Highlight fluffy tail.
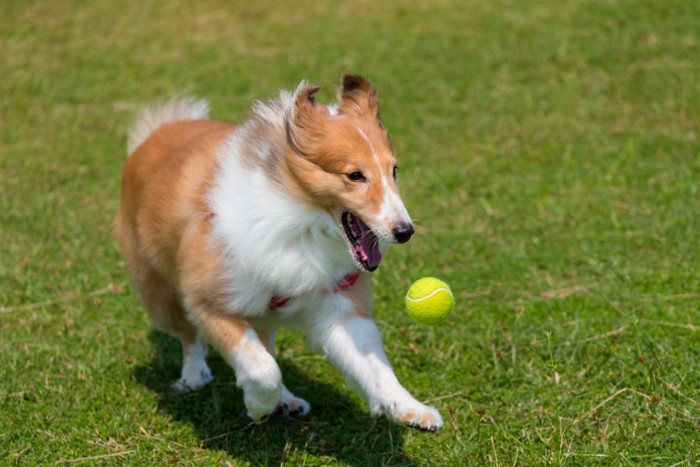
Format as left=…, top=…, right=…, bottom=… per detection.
left=127, top=96, right=210, bottom=154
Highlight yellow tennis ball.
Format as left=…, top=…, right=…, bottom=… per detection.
left=405, top=277, right=454, bottom=325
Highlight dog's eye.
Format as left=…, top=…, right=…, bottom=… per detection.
left=393, top=166, right=398, bottom=180
left=347, top=171, right=366, bottom=182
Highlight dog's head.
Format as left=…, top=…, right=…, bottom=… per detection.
left=284, top=75, right=414, bottom=272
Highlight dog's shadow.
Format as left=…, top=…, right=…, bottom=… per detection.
left=133, top=331, right=412, bottom=465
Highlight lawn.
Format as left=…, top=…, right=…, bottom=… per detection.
left=2, top=0, right=699, bottom=464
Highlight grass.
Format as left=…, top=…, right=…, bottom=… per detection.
left=2, top=0, right=699, bottom=464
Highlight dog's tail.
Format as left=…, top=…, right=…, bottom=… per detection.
left=127, top=96, right=210, bottom=155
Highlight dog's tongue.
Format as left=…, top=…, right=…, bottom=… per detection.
left=353, top=217, right=382, bottom=270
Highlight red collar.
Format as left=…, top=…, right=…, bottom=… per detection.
left=269, top=270, right=361, bottom=309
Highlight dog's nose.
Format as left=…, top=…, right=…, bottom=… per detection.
left=392, top=224, right=415, bottom=244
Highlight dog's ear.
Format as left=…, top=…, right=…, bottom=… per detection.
left=287, top=84, right=328, bottom=156
left=338, top=75, right=379, bottom=118
left=292, top=84, right=325, bottom=127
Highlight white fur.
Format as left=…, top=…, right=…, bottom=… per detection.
left=172, top=334, right=213, bottom=393
left=259, top=327, right=311, bottom=416
left=127, top=96, right=209, bottom=154
left=355, top=126, right=413, bottom=241
left=302, top=293, right=443, bottom=430
left=230, top=329, right=282, bottom=420
left=279, top=383, right=311, bottom=416
left=377, top=178, right=412, bottom=235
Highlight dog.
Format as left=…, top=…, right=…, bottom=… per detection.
left=113, top=75, right=443, bottom=431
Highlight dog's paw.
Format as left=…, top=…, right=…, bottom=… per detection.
left=398, top=404, right=443, bottom=432
left=383, top=397, right=443, bottom=432
left=274, top=386, right=311, bottom=418
left=173, top=347, right=214, bottom=394
left=171, top=368, right=214, bottom=394
left=237, top=358, right=282, bottom=421
left=230, top=330, right=284, bottom=420
left=243, top=382, right=282, bottom=421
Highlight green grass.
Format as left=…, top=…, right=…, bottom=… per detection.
left=2, top=0, right=699, bottom=464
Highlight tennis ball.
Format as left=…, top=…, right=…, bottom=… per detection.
left=405, top=277, right=454, bottom=325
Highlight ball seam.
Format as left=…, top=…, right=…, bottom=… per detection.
left=406, top=287, right=453, bottom=302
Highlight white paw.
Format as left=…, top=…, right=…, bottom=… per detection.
left=236, top=356, right=282, bottom=421
left=274, top=385, right=311, bottom=418
left=242, top=380, right=282, bottom=421
left=230, top=330, right=284, bottom=420
left=171, top=368, right=214, bottom=393
left=385, top=398, right=443, bottom=432
left=173, top=336, right=213, bottom=393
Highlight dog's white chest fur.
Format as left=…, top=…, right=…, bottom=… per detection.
left=208, top=132, right=357, bottom=317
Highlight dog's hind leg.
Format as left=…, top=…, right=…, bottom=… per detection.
left=134, top=268, right=214, bottom=393
left=114, top=220, right=213, bottom=393
left=171, top=332, right=214, bottom=393
left=255, top=326, right=311, bottom=418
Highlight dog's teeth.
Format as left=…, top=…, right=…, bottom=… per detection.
left=347, top=213, right=358, bottom=240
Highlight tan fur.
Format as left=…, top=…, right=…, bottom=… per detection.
left=400, top=410, right=417, bottom=424
left=284, top=86, right=400, bottom=231
left=114, top=119, right=250, bottom=355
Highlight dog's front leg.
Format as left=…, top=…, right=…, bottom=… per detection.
left=188, top=303, right=282, bottom=420
left=306, top=297, right=443, bottom=431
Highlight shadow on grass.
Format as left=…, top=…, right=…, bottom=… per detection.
left=133, top=331, right=412, bottom=465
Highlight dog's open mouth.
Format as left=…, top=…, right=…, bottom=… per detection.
left=342, top=212, right=382, bottom=271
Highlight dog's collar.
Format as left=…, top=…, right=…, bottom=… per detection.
left=330, top=270, right=361, bottom=292
left=269, top=270, right=361, bottom=309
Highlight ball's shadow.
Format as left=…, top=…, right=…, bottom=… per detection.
left=133, top=331, right=412, bottom=465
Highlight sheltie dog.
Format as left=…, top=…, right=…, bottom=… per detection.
left=114, top=75, right=443, bottom=431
